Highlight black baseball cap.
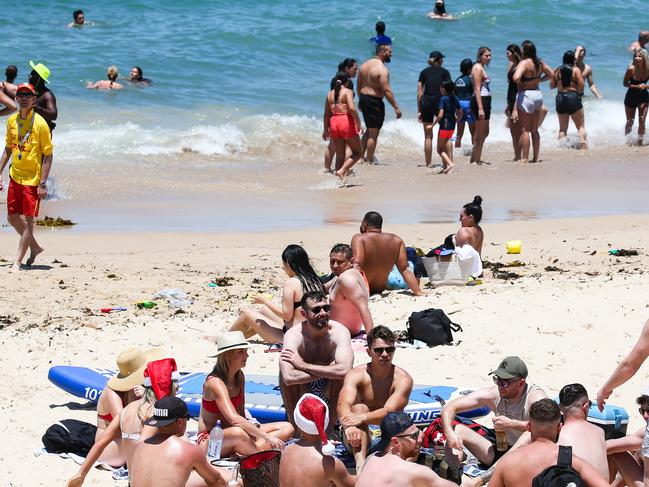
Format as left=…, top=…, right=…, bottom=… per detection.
left=144, top=396, right=190, bottom=427
left=429, top=51, right=445, bottom=59
left=369, top=412, right=415, bottom=453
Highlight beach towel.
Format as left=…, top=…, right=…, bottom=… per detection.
left=454, top=244, right=483, bottom=278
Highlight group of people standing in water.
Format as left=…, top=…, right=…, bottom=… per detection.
left=321, top=31, right=649, bottom=178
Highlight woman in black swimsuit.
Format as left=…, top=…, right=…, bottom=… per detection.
left=505, top=44, right=522, bottom=160
left=551, top=50, right=586, bottom=148
left=623, top=49, right=649, bottom=145
left=229, top=244, right=325, bottom=344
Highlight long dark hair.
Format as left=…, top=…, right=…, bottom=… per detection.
left=281, top=245, right=325, bottom=294
left=463, top=195, right=483, bottom=224
left=507, top=44, right=522, bottom=64
left=332, top=72, right=350, bottom=103
left=338, top=58, right=357, bottom=72
left=521, top=40, right=540, bottom=73
left=560, top=50, right=575, bottom=87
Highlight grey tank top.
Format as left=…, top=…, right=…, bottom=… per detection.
left=494, top=383, right=542, bottom=445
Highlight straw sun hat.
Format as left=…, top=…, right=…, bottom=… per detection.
left=107, top=347, right=166, bottom=392
left=208, top=331, right=251, bottom=358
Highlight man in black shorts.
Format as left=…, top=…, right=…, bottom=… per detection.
left=357, top=44, right=402, bottom=164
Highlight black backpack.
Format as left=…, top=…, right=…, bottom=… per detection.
left=42, top=419, right=97, bottom=457
left=532, top=446, right=584, bottom=487
left=406, top=308, right=462, bottom=346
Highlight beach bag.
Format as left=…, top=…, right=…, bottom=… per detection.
left=422, top=416, right=495, bottom=448
left=406, top=308, right=462, bottom=346
left=239, top=449, right=281, bottom=487
left=42, top=419, right=97, bottom=456
left=532, top=446, right=584, bottom=487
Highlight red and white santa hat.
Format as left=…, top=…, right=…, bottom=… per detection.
left=294, top=393, right=336, bottom=456
left=143, top=358, right=181, bottom=400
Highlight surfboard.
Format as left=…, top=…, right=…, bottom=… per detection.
left=48, top=365, right=490, bottom=426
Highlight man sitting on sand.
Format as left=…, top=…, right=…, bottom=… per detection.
left=557, top=383, right=609, bottom=480
left=337, top=325, right=413, bottom=473
left=351, top=211, right=424, bottom=296
left=489, top=398, right=609, bottom=487
left=356, top=412, right=456, bottom=487
left=279, top=393, right=356, bottom=487
left=440, top=356, right=546, bottom=486
left=279, top=290, right=353, bottom=429
left=328, top=243, right=374, bottom=336
left=130, top=396, right=225, bottom=487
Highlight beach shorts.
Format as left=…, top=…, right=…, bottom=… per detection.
left=359, top=94, right=385, bottom=129
left=420, top=94, right=440, bottom=123
left=624, top=88, right=649, bottom=109
left=517, top=89, right=544, bottom=114
left=330, top=113, right=357, bottom=139
left=458, top=99, right=475, bottom=124
left=643, top=421, right=649, bottom=458
left=470, top=95, right=492, bottom=120
left=308, top=378, right=330, bottom=403
left=439, top=129, right=454, bottom=140
left=555, top=92, right=583, bottom=115
left=7, top=178, right=39, bottom=217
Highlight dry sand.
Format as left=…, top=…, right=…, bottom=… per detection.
left=1, top=213, right=649, bottom=486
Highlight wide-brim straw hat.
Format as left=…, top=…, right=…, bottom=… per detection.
left=107, top=347, right=166, bottom=391
left=208, top=331, right=250, bottom=358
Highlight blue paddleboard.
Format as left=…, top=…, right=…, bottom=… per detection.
left=48, top=365, right=489, bottom=425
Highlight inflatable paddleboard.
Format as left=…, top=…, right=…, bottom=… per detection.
left=48, top=366, right=489, bottom=425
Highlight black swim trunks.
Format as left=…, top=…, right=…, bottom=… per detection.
left=470, top=95, right=492, bottom=120
left=420, top=94, right=440, bottom=123
left=359, top=94, right=385, bottom=129
left=555, top=92, right=583, bottom=115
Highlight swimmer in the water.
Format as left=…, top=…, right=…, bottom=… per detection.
left=427, top=0, right=455, bottom=20
left=629, top=31, right=649, bottom=52
left=86, top=66, right=124, bottom=90
left=370, top=21, right=392, bottom=46
left=129, top=66, right=152, bottom=87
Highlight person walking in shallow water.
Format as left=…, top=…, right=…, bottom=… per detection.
left=623, top=49, right=649, bottom=146
left=470, top=46, right=492, bottom=164
left=551, top=50, right=587, bottom=149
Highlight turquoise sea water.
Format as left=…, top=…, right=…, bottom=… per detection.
left=2, top=1, right=646, bottom=163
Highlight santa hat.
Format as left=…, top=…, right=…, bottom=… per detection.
left=294, top=394, right=335, bottom=456
left=143, top=358, right=181, bottom=400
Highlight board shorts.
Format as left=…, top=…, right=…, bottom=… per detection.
left=439, top=129, right=454, bottom=140
left=7, top=178, right=40, bottom=217
left=624, top=88, right=649, bottom=109
left=420, top=94, right=440, bottom=123
left=555, top=92, right=583, bottom=115
left=470, top=95, right=492, bottom=120
left=458, top=99, right=475, bottom=123
left=359, top=94, right=385, bottom=129
left=329, top=113, right=357, bottom=139
left=517, top=89, right=544, bottom=114
left=643, top=421, right=649, bottom=458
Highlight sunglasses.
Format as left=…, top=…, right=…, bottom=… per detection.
left=492, top=376, right=518, bottom=388
left=16, top=92, right=35, bottom=98
left=308, top=304, right=330, bottom=314
left=372, top=346, right=396, bottom=355
left=395, top=430, right=419, bottom=441
left=639, top=407, right=649, bottom=415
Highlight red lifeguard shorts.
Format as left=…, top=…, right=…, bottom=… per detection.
left=330, top=113, right=358, bottom=139
left=439, top=129, right=455, bottom=140
left=7, top=178, right=40, bottom=217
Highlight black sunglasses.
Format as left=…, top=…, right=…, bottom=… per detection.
left=395, top=430, right=419, bottom=440
left=308, top=304, right=331, bottom=314
left=372, top=346, right=396, bottom=355
left=16, top=92, right=35, bottom=98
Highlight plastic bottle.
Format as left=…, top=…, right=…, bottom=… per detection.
left=495, top=429, right=508, bottom=452
left=207, top=421, right=224, bottom=460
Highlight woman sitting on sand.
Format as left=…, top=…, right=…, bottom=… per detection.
left=623, top=48, right=649, bottom=145
left=455, top=195, right=484, bottom=255
left=86, top=66, right=123, bottom=90
left=197, top=332, right=293, bottom=456
left=94, top=347, right=164, bottom=467
left=229, top=244, right=325, bottom=345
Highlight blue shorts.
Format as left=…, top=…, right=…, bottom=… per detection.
left=458, top=100, right=475, bottom=124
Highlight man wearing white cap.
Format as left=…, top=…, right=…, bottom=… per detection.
left=279, top=393, right=356, bottom=487
left=28, top=61, right=57, bottom=132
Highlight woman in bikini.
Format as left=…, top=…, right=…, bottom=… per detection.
left=470, top=46, right=492, bottom=164
left=623, top=48, right=649, bottom=145
left=512, top=40, right=554, bottom=163
left=229, top=244, right=325, bottom=345
left=550, top=50, right=587, bottom=148
left=86, top=66, right=124, bottom=90
left=323, top=72, right=362, bottom=185
left=197, top=332, right=293, bottom=456
left=505, top=44, right=523, bottom=161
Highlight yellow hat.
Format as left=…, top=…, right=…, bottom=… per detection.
left=29, top=61, right=50, bottom=84
left=106, top=347, right=167, bottom=392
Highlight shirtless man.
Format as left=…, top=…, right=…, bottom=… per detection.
left=629, top=31, right=649, bottom=52
left=490, top=399, right=609, bottom=487
left=357, top=44, right=401, bottom=164
left=28, top=62, right=58, bottom=133
left=575, top=45, right=603, bottom=99
left=67, top=10, right=86, bottom=28
left=356, top=412, right=455, bottom=487
left=328, top=243, right=373, bottom=335
left=337, top=326, right=413, bottom=472
left=280, top=394, right=356, bottom=487
left=558, top=383, right=608, bottom=480
left=3, top=65, right=17, bottom=98
left=279, top=290, right=353, bottom=429
left=441, top=356, right=546, bottom=486
left=351, top=211, right=423, bottom=296
left=130, top=396, right=225, bottom=487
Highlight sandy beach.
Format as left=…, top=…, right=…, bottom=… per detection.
left=2, top=209, right=649, bottom=486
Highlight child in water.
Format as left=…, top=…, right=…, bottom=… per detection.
left=432, top=81, right=463, bottom=174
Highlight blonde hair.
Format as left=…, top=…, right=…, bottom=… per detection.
left=107, top=65, right=119, bottom=82
left=633, top=49, right=649, bottom=79
left=138, top=379, right=179, bottom=422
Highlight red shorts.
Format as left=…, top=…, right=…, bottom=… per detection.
left=7, top=178, right=40, bottom=217
left=439, top=129, right=455, bottom=140
left=330, top=113, right=358, bottom=139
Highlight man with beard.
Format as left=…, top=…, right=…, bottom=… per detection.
left=279, top=290, right=353, bottom=430
left=28, top=61, right=57, bottom=133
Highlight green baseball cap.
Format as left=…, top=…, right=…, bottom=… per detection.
left=489, top=356, right=528, bottom=379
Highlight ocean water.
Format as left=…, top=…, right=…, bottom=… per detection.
left=3, top=0, right=647, bottom=164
